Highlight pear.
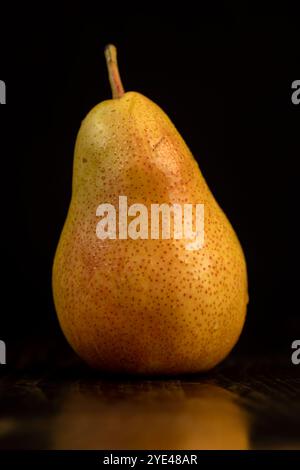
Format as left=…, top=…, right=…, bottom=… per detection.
left=52, top=45, right=248, bottom=375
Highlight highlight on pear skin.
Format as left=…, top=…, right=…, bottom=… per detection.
left=52, top=45, right=248, bottom=375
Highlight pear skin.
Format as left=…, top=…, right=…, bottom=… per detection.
left=52, top=45, right=248, bottom=375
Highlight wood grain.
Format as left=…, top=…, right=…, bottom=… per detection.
left=0, top=340, right=299, bottom=449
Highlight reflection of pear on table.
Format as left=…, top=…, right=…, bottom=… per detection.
left=52, top=383, right=249, bottom=450
left=52, top=45, right=248, bottom=375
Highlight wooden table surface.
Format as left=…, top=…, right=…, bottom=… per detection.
left=0, top=341, right=299, bottom=450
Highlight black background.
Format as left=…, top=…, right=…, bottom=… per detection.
left=0, top=3, right=299, bottom=362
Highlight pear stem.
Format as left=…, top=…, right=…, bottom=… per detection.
left=104, top=44, right=125, bottom=99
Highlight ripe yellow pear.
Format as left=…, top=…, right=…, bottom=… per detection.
left=52, top=45, right=248, bottom=375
